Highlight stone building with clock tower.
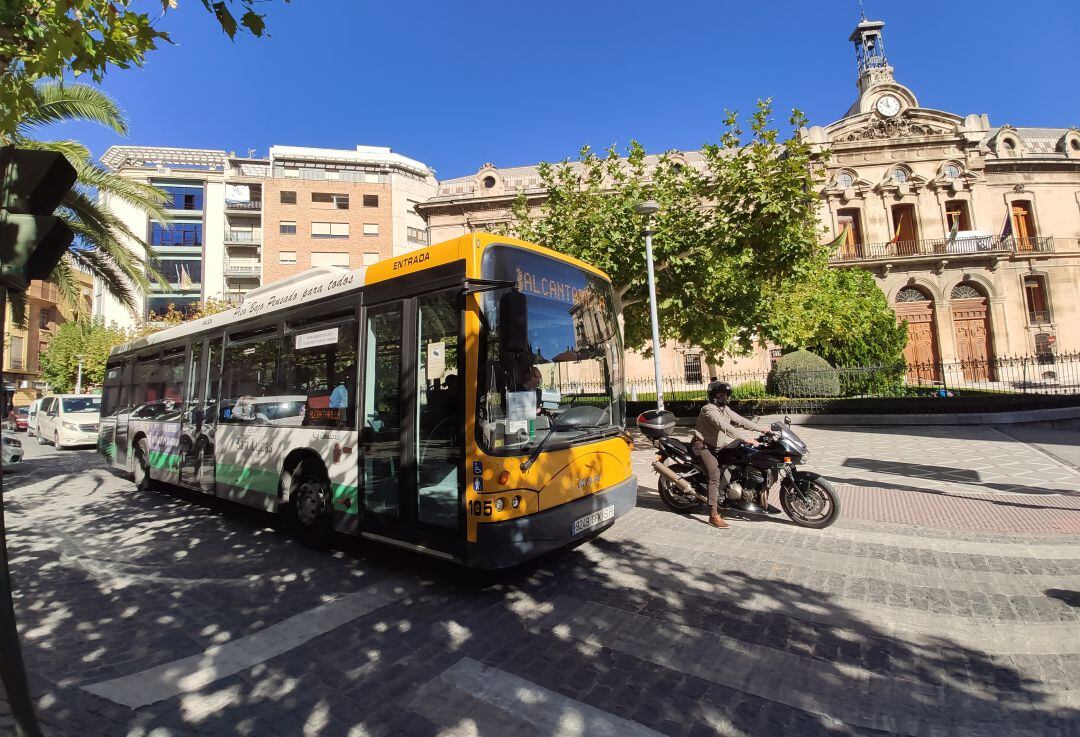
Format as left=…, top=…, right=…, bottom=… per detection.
left=805, top=16, right=1080, bottom=379
left=418, top=16, right=1080, bottom=382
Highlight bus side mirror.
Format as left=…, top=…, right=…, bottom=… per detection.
left=499, top=291, right=528, bottom=354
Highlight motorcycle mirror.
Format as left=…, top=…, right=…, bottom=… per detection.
left=784, top=415, right=792, bottom=426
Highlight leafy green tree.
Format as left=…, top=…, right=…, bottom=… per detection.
left=39, top=318, right=127, bottom=392
left=0, top=0, right=289, bottom=132
left=505, top=100, right=827, bottom=362
left=764, top=262, right=908, bottom=367
left=3, top=82, right=169, bottom=324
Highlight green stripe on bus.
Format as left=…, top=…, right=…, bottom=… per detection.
left=148, top=450, right=181, bottom=471
left=211, top=463, right=359, bottom=512
left=331, top=483, right=359, bottom=516
left=214, top=462, right=281, bottom=497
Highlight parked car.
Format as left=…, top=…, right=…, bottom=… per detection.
left=36, top=395, right=101, bottom=449
left=5, top=407, right=29, bottom=431
left=26, top=398, right=42, bottom=437
left=1, top=435, right=23, bottom=465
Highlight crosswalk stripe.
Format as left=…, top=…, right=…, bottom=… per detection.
left=82, top=579, right=416, bottom=708
left=413, top=657, right=666, bottom=737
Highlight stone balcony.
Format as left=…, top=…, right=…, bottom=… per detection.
left=830, top=235, right=1055, bottom=265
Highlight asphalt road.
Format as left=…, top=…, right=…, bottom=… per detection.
left=1, top=427, right=1079, bottom=737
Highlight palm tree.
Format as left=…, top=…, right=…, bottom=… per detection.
left=2, top=81, right=167, bottom=322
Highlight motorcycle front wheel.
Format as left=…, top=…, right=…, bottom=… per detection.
left=780, top=475, right=840, bottom=529
left=657, top=462, right=700, bottom=513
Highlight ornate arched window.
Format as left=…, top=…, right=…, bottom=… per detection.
left=836, top=170, right=855, bottom=188
left=890, top=167, right=909, bottom=184
left=943, top=163, right=961, bottom=180
left=950, top=283, right=982, bottom=300
left=895, top=286, right=930, bottom=303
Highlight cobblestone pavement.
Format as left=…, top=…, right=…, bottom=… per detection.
left=1, top=426, right=1079, bottom=737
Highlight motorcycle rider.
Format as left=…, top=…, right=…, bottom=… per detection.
left=691, top=380, right=773, bottom=528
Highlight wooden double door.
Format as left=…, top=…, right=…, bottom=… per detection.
left=951, top=298, right=994, bottom=381
left=895, top=301, right=940, bottom=383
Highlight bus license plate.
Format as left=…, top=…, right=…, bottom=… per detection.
left=572, top=504, right=615, bottom=535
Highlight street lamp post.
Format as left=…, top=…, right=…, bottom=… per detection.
left=634, top=199, right=665, bottom=411
left=74, top=354, right=85, bottom=395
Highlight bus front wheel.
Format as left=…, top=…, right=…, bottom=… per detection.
left=288, top=461, right=331, bottom=534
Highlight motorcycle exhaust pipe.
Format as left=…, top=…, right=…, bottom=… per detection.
left=652, top=461, right=707, bottom=501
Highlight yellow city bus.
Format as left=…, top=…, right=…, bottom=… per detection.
left=98, top=234, right=636, bottom=567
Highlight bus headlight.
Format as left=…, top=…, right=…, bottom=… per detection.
left=511, top=495, right=522, bottom=509
left=494, top=498, right=505, bottom=512
left=62, top=421, right=78, bottom=431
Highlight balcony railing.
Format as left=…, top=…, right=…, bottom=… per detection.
left=224, top=262, right=261, bottom=277
left=1028, top=310, right=1052, bottom=325
left=224, top=230, right=261, bottom=244
left=1007, top=236, right=1055, bottom=254
left=832, top=235, right=1054, bottom=262
left=225, top=200, right=262, bottom=211
left=223, top=293, right=246, bottom=305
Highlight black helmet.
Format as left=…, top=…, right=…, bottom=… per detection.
left=707, top=381, right=733, bottom=403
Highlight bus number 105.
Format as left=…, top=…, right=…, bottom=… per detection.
left=469, top=500, right=493, bottom=517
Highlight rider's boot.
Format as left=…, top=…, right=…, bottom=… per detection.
left=709, top=505, right=729, bottom=529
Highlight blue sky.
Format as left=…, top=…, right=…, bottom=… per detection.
left=49, top=0, right=1080, bottom=179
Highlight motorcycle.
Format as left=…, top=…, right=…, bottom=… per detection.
left=637, top=410, right=841, bottom=529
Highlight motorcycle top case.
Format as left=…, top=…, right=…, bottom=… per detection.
left=636, top=409, right=676, bottom=440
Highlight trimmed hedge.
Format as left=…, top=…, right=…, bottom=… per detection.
left=767, top=350, right=841, bottom=398
left=731, top=380, right=767, bottom=400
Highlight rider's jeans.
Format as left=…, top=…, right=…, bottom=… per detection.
left=691, top=439, right=726, bottom=507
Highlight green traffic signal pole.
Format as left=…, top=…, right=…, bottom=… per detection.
left=0, top=259, right=44, bottom=735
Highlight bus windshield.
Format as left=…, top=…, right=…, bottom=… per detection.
left=478, top=245, right=625, bottom=455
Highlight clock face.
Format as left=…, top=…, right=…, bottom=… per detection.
left=876, top=95, right=901, bottom=118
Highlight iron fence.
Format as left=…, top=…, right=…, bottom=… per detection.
left=556, top=352, right=1080, bottom=415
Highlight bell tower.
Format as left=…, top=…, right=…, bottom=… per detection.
left=850, top=17, right=892, bottom=94
left=843, top=13, right=918, bottom=117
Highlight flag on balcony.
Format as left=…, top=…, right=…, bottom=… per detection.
left=999, top=210, right=1013, bottom=243
left=891, top=211, right=905, bottom=243
left=225, top=184, right=250, bottom=204
left=178, top=265, right=194, bottom=289
left=946, top=217, right=959, bottom=245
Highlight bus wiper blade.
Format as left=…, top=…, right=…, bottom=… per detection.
left=520, top=426, right=592, bottom=473
left=519, top=424, right=615, bottom=473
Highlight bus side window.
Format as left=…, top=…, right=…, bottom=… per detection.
left=221, top=335, right=283, bottom=424
left=282, top=322, right=358, bottom=429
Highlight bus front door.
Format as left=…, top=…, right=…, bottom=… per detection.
left=360, top=292, right=463, bottom=558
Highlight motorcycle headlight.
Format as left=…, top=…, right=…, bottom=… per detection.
left=62, top=421, right=79, bottom=431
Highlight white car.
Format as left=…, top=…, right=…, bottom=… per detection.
left=2, top=434, right=23, bottom=465
left=26, top=398, right=42, bottom=438
left=36, top=394, right=101, bottom=449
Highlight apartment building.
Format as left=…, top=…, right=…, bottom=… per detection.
left=2, top=274, right=93, bottom=411
left=95, top=147, right=232, bottom=328
left=94, top=145, right=436, bottom=326
left=262, top=145, right=436, bottom=283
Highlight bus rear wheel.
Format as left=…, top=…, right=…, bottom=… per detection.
left=287, top=461, right=331, bottom=536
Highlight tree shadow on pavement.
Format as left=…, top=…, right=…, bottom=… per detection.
left=2, top=453, right=1077, bottom=737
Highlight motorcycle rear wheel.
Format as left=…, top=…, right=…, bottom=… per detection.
left=657, top=463, right=700, bottom=513
left=780, top=476, right=840, bottom=529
